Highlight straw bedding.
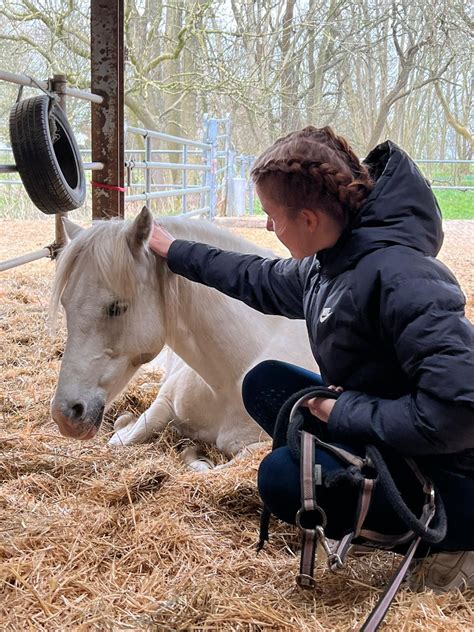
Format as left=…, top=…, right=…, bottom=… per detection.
left=1, top=220, right=473, bottom=631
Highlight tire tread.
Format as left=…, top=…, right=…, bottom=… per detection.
left=9, top=96, right=86, bottom=215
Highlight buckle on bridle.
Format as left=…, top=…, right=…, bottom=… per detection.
left=295, top=507, right=327, bottom=530
left=315, top=526, right=345, bottom=571
left=426, top=482, right=435, bottom=508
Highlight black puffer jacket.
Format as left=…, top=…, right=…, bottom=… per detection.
left=167, top=142, right=474, bottom=475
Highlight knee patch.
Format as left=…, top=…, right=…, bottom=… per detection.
left=257, top=448, right=301, bottom=524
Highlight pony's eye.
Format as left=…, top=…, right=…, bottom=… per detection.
left=106, top=300, right=129, bottom=318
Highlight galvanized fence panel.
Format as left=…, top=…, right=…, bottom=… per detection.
left=1, top=64, right=472, bottom=276
left=121, top=116, right=232, bottom=220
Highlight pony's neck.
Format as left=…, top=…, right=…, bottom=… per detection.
left=147, top=219, right=277, bottom=389
left=146, top=218, right=278, bottom=388
left=163, top=271, right=271, bottom=387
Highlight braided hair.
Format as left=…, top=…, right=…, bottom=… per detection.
left=251, top=126, right=374, bottom=227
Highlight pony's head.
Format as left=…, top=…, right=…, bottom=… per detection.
left=50, top=206, right=166, bottom=440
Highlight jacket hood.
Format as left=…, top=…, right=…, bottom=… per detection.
left=319, top=141, right=444, bottom=276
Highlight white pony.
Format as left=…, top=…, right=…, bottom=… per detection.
left=50, top=207, right=316, bottom=468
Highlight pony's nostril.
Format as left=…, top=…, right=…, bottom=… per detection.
left=70, top=402, right=86, bottom=420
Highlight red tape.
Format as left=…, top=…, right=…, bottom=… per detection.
left=91, top=181, right=126, bottom=192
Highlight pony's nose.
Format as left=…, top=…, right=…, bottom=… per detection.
left=51, top=402, right=99, bottom=440
left=50, top=400, right=87, bottom=426
left=69, top=401, right=86, bottom=421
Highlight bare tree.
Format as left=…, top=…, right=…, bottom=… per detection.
left=0, top=0, right=471, bottom=160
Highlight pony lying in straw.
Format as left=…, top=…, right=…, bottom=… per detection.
left=50, top=206, right=316, bottom=469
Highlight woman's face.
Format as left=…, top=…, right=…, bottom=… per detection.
left=256, top=184, right=343, bottom=259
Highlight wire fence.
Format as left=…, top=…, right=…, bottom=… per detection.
left=0, top=69, right=472, bottom=226
left=1, top=67, right=473, bottom=230
left=1, top=144, right=472, bottom=222
left=0, top=115, right=254, bottom=220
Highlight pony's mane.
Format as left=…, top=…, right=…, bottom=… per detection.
left=50, top=216, right=275, bottom=327
left=159, top=217, right=274, bottom=257
left=49, top=219, right=142, bottom=327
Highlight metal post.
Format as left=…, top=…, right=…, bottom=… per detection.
left=240, top=156, right=245, bottom=179
left=222, top=115, right=232, bottom=216
left=226, top=149, right=235, bottom=217
left=207, top=118, right=218, bottom=219
left=182, top=145, right=188, bottom=214
left=52, top=73, right=68, bottom=247
left=145, top=133, right=151, bottom=207
left=201, top=113, right=209, bottom=213
left=248, top=158, right=255, bottom=216
left=91, top=0, right=124, bottom=219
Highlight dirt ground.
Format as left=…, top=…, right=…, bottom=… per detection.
left=0, top=218, right=473, bottom=631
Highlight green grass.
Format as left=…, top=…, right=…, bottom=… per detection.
left=251, top=190, right=473, bottom=220
left=0, top=185, right=472, bottom=221
left=434, top=190, right=473, bottom=220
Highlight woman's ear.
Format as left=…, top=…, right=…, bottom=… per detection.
left=300, top=208, right=319, bottom=233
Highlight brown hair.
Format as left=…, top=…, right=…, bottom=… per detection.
left=251, top=126, right=374, bottom=227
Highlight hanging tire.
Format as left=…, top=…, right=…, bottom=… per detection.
left=9, top=95, right=86, bottom=214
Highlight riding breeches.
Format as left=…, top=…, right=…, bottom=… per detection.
left=242, top=360, right=474, bottom=553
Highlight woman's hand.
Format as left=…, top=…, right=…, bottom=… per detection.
left=303, top=385, right=343, bottom=423
left=149, top=223, right=175, bottom=258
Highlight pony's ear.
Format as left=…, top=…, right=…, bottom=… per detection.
left=127, top=206, right=153, bottom=255
left=62, top=218, right=84, bottom=241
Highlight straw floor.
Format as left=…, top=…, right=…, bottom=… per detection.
left=1, top=219, right=473, bottom=631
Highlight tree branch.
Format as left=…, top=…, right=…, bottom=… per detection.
left=435, top=81, right=473, bottom=148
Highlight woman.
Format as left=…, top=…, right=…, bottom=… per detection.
left=149, top=126, right=473, bottom=592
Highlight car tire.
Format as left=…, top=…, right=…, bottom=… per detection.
left=9, top=95, right=86, bottom=214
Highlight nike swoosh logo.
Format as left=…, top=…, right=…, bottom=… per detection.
left=320, top=309, right=332, bottom=323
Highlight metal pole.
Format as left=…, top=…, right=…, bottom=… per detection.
left=182, top=145, right=188, bottom=214
left=248, top=158, right=255, bottom=216
left=201, top=114, right=209, bottom=214
left=0, top=70, right=103, bottom=103
left=0, top=248, right=51, bottom=273
left=145, top=134, right=151, bottom=207
left=222, top=115, right=232, bottom=216
left=227, top=149, right=236, bottom=217
left=52, top=73, right=68, bottom=249
left=91, top=0, right=124, bottom=219
left=207, top=118, right=218, bottom=219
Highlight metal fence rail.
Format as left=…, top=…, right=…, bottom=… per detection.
left=0, top=66, right=234, bottom=237
left=1, top=64, right=472, bottom=276
left=413, top=159, right=473, bottom=191
left=119, top=115, right=233, bottom=219
left=123, top=123, right=213, bottom=216
left=0, top=69, right=104, bottom=104
left=0, top=69, right=105, bottom=272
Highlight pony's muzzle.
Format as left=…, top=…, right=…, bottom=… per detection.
left=51, top=397, right=105, bottom=440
